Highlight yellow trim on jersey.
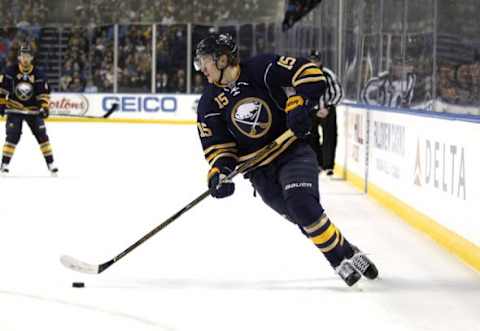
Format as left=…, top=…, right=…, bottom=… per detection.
left=207, top=167, right=220, bottom=180
left=293, top=76, right=326, bottom=87
left=36, top=94, right=50, bottom=102
left=301, top=68, right=324, bottom=77
left=210, top=152, right=239, bottom=167
left=235, top=135, right=298, bottom=173
left=292, top=63, right=319, bottom=84
left=6, top=99, right=38, bottom=112
left=206, top=148, right=238, bottom=162
left=291, top=63, right=326, bottom=87
left=285, top=95, right=304, bottom=113
left=203, top=142, right=237, bottom=156
left=255, top=136, right=297, bottom=168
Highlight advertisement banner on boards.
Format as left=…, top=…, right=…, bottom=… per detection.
left=367, top=110, right=479, bottom=245
left=49, top=93, right=200, bottom=121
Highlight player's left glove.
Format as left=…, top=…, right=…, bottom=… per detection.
left=285, top=95, right=312, bottom=138
left=40, top=107, right=49, bottom=119
left=208, top=166, right=235, bottom=199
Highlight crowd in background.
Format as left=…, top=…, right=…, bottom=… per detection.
left=57, top=24, right=194, bottom=93
left=1, top=0, right=480, bottom=112
left=0, top=0, right=49, bottom=69
left=70, top=0, right=275, bottom=26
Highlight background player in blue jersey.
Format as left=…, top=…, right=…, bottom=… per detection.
left=194, top=33, right=378, bottom=286
left=0, top=45, right=58, bottom=175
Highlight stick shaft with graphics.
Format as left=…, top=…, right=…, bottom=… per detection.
left=61, top=129, right=295, bottom=274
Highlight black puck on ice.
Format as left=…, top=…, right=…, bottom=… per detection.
left=72, top=282, right=85, bottom=288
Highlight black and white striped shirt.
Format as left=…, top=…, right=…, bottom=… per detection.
left=319, top=66, right=343, bottom=107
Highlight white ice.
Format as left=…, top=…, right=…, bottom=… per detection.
left=0, top=122, right=479, bottom=331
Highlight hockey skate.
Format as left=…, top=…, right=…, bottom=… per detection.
left=48, top=163, right=59, bottom=176
left=335, top=259, right=361, bottom=287
left=349, top=246, right=378, bottom=280
left=0, top=163, right=9, bottom=174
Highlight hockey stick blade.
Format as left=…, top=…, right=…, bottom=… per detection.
left=60, top=255, right=101, bottom=274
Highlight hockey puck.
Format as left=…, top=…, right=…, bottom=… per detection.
left=72, top=282, right=85, bottom=288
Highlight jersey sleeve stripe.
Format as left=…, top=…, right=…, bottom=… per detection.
left=292, top=76, right=326, bottom=87
left=206, top=148, right=238, bottom=162
left=300, top=68, right=323, bottom=77
left=292, top=62, right=318, bottom=86
left=203, top=142, right=237, bottom=156
left=209, top=152, right=239, bottom=167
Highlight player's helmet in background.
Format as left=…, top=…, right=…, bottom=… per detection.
left=194, top=33, right=239, bottom=70
left=308, top=49, right=322, bottom=63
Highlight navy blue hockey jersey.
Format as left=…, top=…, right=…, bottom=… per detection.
left=197, top=54, right=326, bottom=173
left=0, top=64, right=50, bottom=115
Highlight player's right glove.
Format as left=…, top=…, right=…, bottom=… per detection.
left=208, top=166, right=235, bottom=199
left=285, top=95, right=312, bottom=138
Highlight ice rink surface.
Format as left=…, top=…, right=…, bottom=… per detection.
left=0, top=122, right=479, bottom=331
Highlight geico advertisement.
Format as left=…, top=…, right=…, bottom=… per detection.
left=50, top=93, right=200, bottom=120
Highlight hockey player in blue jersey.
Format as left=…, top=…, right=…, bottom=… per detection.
left=194, top=33, right=378, bottom=286
left=0, top=45, right=58, bottom=175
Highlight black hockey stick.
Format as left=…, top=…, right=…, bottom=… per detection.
left=60, top=129, right=295, bottom=274
left=53, top=103, right=118, bottom=119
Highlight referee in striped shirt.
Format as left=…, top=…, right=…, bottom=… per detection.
left=307, top=49, right=343, bottom=176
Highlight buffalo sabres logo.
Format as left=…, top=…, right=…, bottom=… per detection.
left=15, top=82, right=34, bottom=101
left=231, top=97, right=272, bottom=138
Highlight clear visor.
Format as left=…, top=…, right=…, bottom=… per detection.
left=19, top=53, right=33, bottom=61
left=193, top=54, right=214, bottom=71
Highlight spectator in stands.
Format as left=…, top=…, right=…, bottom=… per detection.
left=84, top=77, right=98, bottom=93
left=172, top=69, right=186, bottom=93
left=69, top=76, right=84, bottom=92
left=437, top=63, right=458, bottom=104
left=192, top=73, right=204, bottom=94
left=59, top=76, right=72, bottom=92
left=156, top=71, right=171, bottom=93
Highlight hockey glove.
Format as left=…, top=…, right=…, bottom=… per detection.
left=285, top=96, right=312, bottom=138
left=40, top=107, right=49, bottom=119
left=208, top=166, right=235, bottom=199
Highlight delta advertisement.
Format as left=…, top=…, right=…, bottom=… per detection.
left=337, top=105, right=480, bottom=247
left=49, top=93, right=200, bottom=122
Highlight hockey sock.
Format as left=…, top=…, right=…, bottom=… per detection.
left=39, top=141, right=54, bottom=164
left=302, top=213, right=355, bottom=267
left=2, top=142, right=16, bottom=164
